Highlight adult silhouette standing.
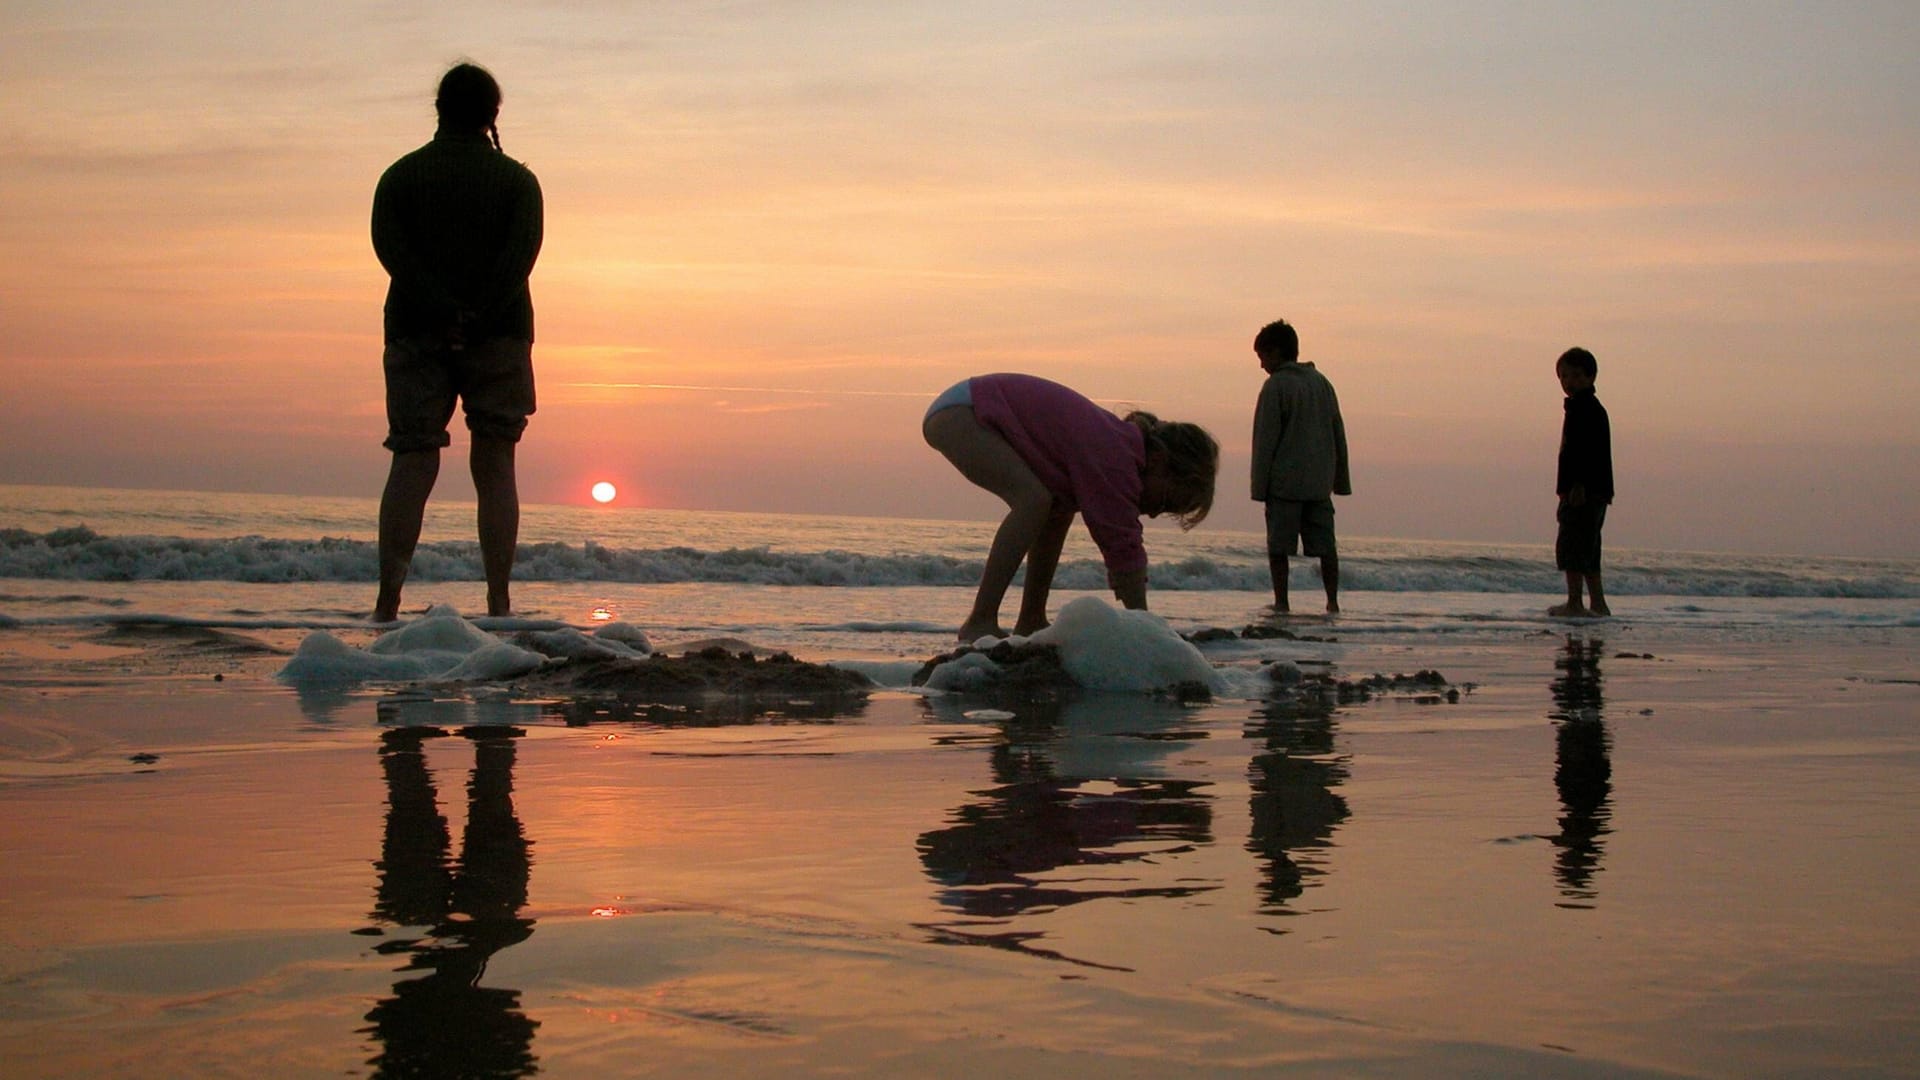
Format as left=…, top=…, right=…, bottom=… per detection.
left=372, top=62, right=543, bottom=621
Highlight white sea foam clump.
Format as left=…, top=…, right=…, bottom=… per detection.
left=279, top=604, right=550, bottom=686
left=921, top=650, right=1006, bottom=692
left=367, top=604, right=500, bottom=657
left=279, top=629, right=431, bottom=683
left=437, top=639, right=547, bottom=682
left=518, top=622, right=651, bottom=661
left=1030, top=597, right=1225, bottom=694
left=593, top=622, right=653, bottom=653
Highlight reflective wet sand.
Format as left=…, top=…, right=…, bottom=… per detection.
left=1, top=627, right=1916, bottom=1077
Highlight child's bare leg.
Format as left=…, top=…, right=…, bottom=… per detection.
left=1585, top=573, right=1609, bottom=616
left=1321, top=553, right=1340, bottom=614
left=925, top=407, right=1053, bottom=641
left=1014, top=505, right=1074, bottom=635
left=1267, top=552, right=1291, bottom=612
left=1548, top=570, right=1589, bottom=617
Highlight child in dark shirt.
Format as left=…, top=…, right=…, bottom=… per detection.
left=1550, top=347, right=1614, bottom=617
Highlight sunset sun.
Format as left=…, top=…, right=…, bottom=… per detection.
left=590, top=481, right=616, bottom=504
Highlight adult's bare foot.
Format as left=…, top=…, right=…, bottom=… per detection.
left=957, top=616, right=1008, bottom=643
left=1547, top=603, right=1590, bottom=618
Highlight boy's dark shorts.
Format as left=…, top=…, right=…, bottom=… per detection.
left=1556, top=501, right=1607, bottom=574
left=1265, top=498, right=1337, bottom=558
left=383, top=336, right=536, bottom=453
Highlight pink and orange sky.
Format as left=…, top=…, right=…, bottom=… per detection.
left=4, top=2, right=1916, bottom=556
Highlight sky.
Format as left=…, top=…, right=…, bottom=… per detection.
left=2, top=1, right=1916, bottom=557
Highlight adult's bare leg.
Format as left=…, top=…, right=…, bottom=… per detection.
left=470, top=436, right=520, bottom=617
left=377, top=449, right=441, bottom=622
left=1321, top=553, right=1340, bottom=614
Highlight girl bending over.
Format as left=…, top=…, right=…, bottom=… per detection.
left=924, top=373, right=1218, bottom=641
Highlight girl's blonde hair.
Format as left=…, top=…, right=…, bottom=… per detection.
left=1125, top=411, right=1219, bottom=530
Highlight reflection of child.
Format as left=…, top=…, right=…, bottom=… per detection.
left=923, top=373, right=1220, bottom=641
left=1250, top=319, right=1350, bottom=614
left=1550, top=347, right=1614, bottom=617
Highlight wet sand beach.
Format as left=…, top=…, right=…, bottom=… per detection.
left=1, top=609, right=1917, bottom=1078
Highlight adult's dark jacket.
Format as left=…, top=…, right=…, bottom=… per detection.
left=372, top=130, right=543, bottom=344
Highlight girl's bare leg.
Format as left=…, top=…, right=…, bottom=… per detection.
left=925, top=407, right=1054, bottom=641
left=1014, top=505, right=1075, bottom=635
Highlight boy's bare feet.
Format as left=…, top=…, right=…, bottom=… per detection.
left=1589, top=601, right=1611, bottom=617
left=1547, top=603, right=1590, bottom=618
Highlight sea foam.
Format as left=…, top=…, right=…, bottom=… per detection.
left=920, top=597, right=1227, bottom=695
left=277, top=605, right=649, bottom=686
left=1031, top=597, right=1225, bottom=693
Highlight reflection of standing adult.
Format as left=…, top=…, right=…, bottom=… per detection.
left=364, top=725, right=538, bottom=1077
left=372, top=62, right=544, bottom=622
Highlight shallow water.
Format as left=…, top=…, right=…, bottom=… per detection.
left=1, top=617, right=1916, bottom=1077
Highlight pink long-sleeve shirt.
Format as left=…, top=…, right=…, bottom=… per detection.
left=967, top=373, right=1149, bottom=574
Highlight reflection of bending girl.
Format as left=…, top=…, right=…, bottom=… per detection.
left=917, top=696, right=1214, bottom=923
left=924, top=374, right=1219, bottom=640
left=362, top=726, right=537, bottom=1078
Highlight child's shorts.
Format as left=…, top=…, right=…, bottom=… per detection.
left=383, top=336, right=536, bottom=453
left=1555, top=501, right=1607, bottom=574
left=1265, top=498, right=1337, bottom=558
left=923, top=379, right=973, bottom=424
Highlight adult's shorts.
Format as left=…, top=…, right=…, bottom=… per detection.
left=1265, top=498, right=1337, bottom=559
left=1555, top=501, right=1607, bottom=574
left=383, top=336, right=535, bottom=453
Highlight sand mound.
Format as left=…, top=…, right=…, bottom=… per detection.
left=511, top=645, right=873, bottom=700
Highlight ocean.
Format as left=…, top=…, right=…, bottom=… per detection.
left=4, top=482, right=1916, bottom=667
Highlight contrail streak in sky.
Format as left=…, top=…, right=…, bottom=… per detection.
left=559, top=382, right=1132, bottom=405
left=559, top=382, right=927, bottom=397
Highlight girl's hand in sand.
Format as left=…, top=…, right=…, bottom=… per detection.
left=1109, top=568, right=1148, bottom=610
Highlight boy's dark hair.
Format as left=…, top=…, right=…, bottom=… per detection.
left=1558, top=346, right=1598, bottom=378
left=1254, top=319, right=1299, bottom=363
left=436, top=62, right=504, bottom=149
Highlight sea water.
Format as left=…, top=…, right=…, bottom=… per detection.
left=2, top=482, right=1916, bottom=664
